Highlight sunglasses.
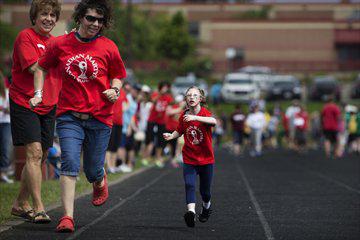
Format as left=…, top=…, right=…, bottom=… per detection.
left=84, top=15, right=105, bottom=24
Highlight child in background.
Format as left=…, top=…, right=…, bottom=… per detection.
left=163, top=86, right=217, bottom=228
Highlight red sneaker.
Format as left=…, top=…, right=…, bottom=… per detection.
left=56, top=216, right=74, bottom=232
left=92, top=174, right=108, bottom=206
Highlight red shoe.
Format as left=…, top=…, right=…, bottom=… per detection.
left=56, top=216, right=74, bottom=232
left=92, top=174, right=108, bottom=206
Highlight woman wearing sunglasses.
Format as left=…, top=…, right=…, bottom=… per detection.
left=30, top=0, right=126, bottom=232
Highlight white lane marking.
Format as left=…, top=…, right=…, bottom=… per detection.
left=66, top=170, right=170, bottom=240
left=303, top=168, right=360, bottom=194
left=235, top=161, right=275, bottom=240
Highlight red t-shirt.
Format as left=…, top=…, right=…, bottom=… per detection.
left=10, top=28, right=61, bottom=114
left=148, top=92, right=173, bottom=125
left=38, top=32, right=126, bottom=127
left=321, top=103, right=341, bottom=131
left=165, top=104, right=180, bottom=131
left=294, top=111, right=308, bottom=131
left=112, top=89, right=127, bottom=126
left=176, top=107, right=215, bottom=165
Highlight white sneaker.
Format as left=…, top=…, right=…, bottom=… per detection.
left=107, top=167, right=116, bottom=174
left=119, top=165, right=133, bottom=173
left=0, top=175, right=14, bottom=184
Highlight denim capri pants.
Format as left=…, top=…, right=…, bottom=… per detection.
left=56, top=113, right=111, bottom=183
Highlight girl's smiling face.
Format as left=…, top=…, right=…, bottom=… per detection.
left=186, top=87, right=202, bottom=108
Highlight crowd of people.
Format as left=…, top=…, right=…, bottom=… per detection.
left=224, top=97, right=360, bottom=159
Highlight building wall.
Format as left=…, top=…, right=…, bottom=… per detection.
left=1, top=2, right=359, bottom=73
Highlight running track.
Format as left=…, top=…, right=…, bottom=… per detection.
left=1, top=148, right=359, bottom=240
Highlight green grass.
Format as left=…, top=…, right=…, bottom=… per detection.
left=0, top=160, right=145, bottom=225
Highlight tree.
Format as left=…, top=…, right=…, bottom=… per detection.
left=156, top=11, right=195, bottom=62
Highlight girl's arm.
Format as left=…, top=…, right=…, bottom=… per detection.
left=183, top=115, right=217, bottom=126
left=163, top=131, right=180, bottom=141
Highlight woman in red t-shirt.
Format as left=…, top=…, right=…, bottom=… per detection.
left=10, top=0, right=61, bottom=224
left=30, top=0, right=126, bottom=232
left=163, top=86, right=217, bottom=228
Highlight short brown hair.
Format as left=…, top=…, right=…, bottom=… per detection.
left=29, top=0, right=61, bottom=25
left=72, top=0, right=113, bottom=30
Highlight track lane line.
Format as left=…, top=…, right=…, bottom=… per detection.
left=234, top=160, right=275, bottom=240
left=66, top=170, right=171, bottom=240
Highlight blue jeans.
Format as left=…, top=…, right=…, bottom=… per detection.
left=183, top=163, right=214, bottom=204
left=56, top=114, right=111, bottom=183
left=0, top=123, right=12, bottom=172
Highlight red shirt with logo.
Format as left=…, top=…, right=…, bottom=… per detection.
left=176, top=107, right=215, bottom=165
left=10, top=28, right=61, bottom=114
left=321, top=103, right=341, bottom=131
left=148, top=92, right=173, bottom=125
left=38, top=32, right=126, bottom=127
left=294, top=111, right=308, bottom=131
left=112, top=89, right=127, bottom=126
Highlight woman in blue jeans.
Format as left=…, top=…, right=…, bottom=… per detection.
left=30, top=0, right=126, bottom=232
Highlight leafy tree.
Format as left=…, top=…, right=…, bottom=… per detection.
left=156, top=11, right=195, bottom=62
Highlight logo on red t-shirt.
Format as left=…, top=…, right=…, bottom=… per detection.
left=66, top=53, right=99, bottom=83
left=186, top=126, right=204, bottom=145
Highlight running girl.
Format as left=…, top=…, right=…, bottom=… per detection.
left=163, top=86, right=217, bottom=228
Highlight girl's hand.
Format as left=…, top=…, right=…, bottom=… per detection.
left=183, top=115, right=197, bottom=122
left=163, top=133, right=172, bottom=141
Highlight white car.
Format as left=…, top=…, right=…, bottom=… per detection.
left=221, top=73, right=261, bottom=103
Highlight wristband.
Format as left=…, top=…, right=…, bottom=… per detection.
left=34, top=89, right=43, bottom=98
left=111, top=87, right=120, bottom=97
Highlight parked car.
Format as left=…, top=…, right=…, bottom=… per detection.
left=350, top=74, right=360, bottom=99
left=265, top=75, right=302, bottom=100
left=171, top=74, right=208, bottom=97
left=237, top=65, right=273, bottom=75
left=221, top=72, right=261, bottom=103
left=309, top=76, right=341, bottom=101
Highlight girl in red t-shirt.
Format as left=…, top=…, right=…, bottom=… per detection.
left=163, top=86, right=217, bottom=228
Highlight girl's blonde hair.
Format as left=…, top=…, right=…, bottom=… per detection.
left=185, top=86, right=207, bottom=107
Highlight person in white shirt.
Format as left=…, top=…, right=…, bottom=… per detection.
left=246, top=104, right=266, bottom=157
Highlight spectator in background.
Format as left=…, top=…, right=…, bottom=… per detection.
left=119, top=84, right=141, bottom=173
left=267, top=109, right=279, bottom=149
left=136, top=85, right=152, bottom=162
left=246, top=104, right=266, bottom=157
left=285, top=100, right=301, bottom=149
left=345, top=105, right=360, bottom=154
left=0, top=70, right=12, bottom=184
left=10, top=0, right=62, bottom=223
left=105, top=87, right=127, bottom=174
left=321, top=96, right=341, bottom=158
left=142, top=81, right=173, bottom=168
left=310, top=111, right=322, bottom=150
left=294, top=105, right=309, bottom=153
left=165, top=94, right=186, bottom=167
left=230, top=104, right=246, bottom=155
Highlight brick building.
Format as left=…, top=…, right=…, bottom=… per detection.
left=1, top=2, right=359, bottom=73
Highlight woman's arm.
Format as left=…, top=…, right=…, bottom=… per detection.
left=103, top=78, right=123, bottom=103
left=29, top=63, right=47, bottom=109
left=183, top=115, right=217, bottom=126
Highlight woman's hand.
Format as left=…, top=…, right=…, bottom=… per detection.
left=103, top=88, right=119, bottom=102
left=29, top=96, right=42, bottom=109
